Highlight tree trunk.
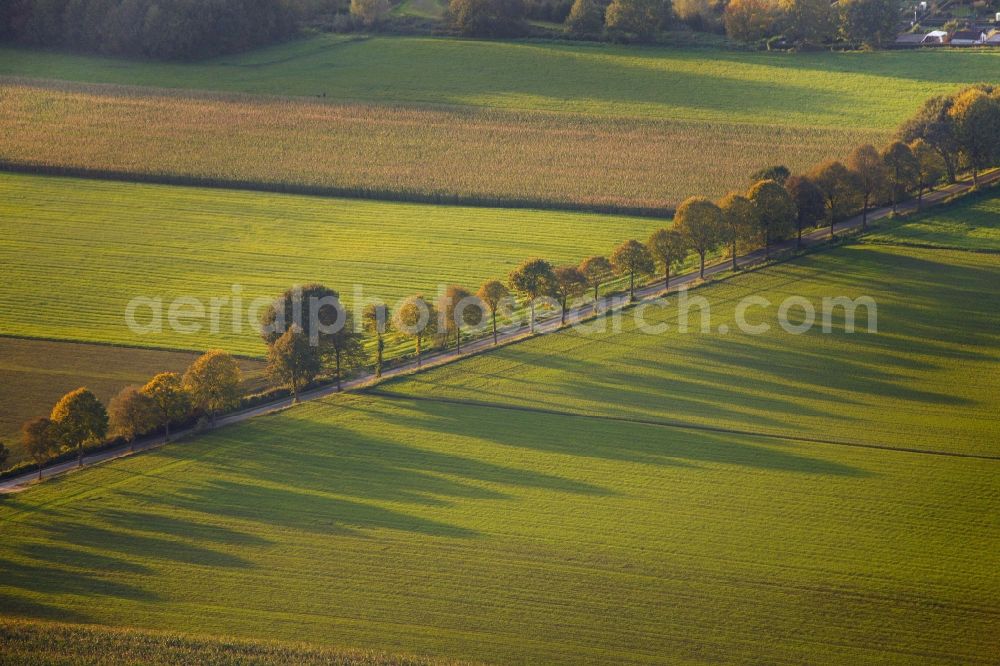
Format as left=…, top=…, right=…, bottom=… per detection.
left=830, top=211, right=835, bottom=239
left=797, top=218, right=803, bottom=249
left=560, top=297, right=567, bottom=325
left=291, top=381, right=299, bottom=404
left=165, top=421, right=171, bottom=443
left=130, top=436, right=135, bottom=453
left=731, top=241, right=737, bottom=270
left=699, top=252, right=705, bottom=279
left=78, top=444, right=83, bottom=468
left=416, top=335, right=422, bottom=366
left=375, top=337, right=383, bottom=378
left=529, top=300, right=536, bottom=333
left=37, top=463, right=42, bottom=480
left=456, top=326, right=462, bottom=353
left=336, top=350, right=342, bottom=391
left=664, top=266, right=670, bottom=290
left=972, top=166, right=979, bottom=188
left=862, top=195, right=869, bottom=229
left=765, top=229, right=771, bottom=259
left=492, top=311, right=498, bottom=345
left=917, top=185, right=924, bottom=210
left=629, top=272, right=635, bottom=300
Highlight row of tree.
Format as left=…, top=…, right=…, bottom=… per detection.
left=11, top=85, right=998, bottom=478
left=18, top=350, right=242, bottom=478
left=292, top=85, right=998, bottom=387
left=724, top=0, right=903, bottom=48
left=0, top=0, right=298, bottom=59
left=446, top=0, right=905, bottom=46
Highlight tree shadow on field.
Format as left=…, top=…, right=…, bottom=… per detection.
left=0, top=592, right=92, bottom=624
left=34, top=520, right=254, bottom=569
left=347, top=396, right=868, bottom=478
left=0, top=553, right=158, bottom=603
left=127, top=478, right=480, bottom=540
left=133, top=408, right=616, bottom=538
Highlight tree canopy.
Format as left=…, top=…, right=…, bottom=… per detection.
left=674, top=196, right=722, bottom=278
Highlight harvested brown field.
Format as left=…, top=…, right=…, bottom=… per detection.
left=0, top=79, right=885, bottom=212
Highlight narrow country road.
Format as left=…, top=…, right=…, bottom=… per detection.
left=2, top=171, right=996, bottom=493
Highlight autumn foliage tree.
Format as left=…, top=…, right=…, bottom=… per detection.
left=183, top=350, right=242, bottom=423
left=553, top=265, right=588, bottom=324
left=839, top=0, right=899, bottom=48
left=748, top=179, right=796, bottom=257
left=909, top=139, right=946, bottom=208
left=477, top=280, right=510, bottom=345
left=508, top=258, right=556, bottom=333
left=266, top=325, right=321, bottom=402
left=723, top=0, right=777, bottom=42
left=579, top=255, right=613, bottom=304
left=108, top=386, right=157, bottom=452
left=611, top=239, right=655, bottom=300
left=717, top=193, right=757, bottom=270
left=604, top=0, right=664, bottom=39
left=898, top=95, right=960, bottom=183
left=141, top=372, right=190, bottom=442
left=785, top=175, right=826, bottom=247
left=847, top=144, right=888, bottom=228
left=22, top=417, right=57, bottom=480
left=351, top=0, right=391, bottom=25
left=438, top=285, right=480, bottom=352
left=450, top=0, right=527, bottom=36
left=881, top=141, right=919, bottom=213
left=646, top=228, right=688, bottom=289
left=393, top=295, right=437, bottom=366
left=674, top=196, right=722, bottom=278
left=565, top=0, right=605, bottom=34
left=949, top=86, right=1000, bottom=187
left=51, top=388, right=108, bottom=468
left=362, top=303, right=392, bottom=377
left=808, top=160, right=859, bottom=237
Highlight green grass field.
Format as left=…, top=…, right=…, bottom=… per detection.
left=0, top=337, right=266, bottom=466
left=0, top=172, right=661, bottom=356
left=2, top=36, right=998, bottom=208
left=865, top=192, right=1000, bottom=251
left=2, top=233, right=997, bottom=663
left=376, top=242, right=1000, bottom=457
left=3, top=36, right=998, bottom=128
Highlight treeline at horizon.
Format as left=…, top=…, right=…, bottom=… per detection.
left=0, top=0, right=301, bottom=59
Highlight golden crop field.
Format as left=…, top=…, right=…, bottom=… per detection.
left=0, top=79, right=884, bottom=211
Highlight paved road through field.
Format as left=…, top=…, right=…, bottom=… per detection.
left=2, top=170, right=996, bottom=493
